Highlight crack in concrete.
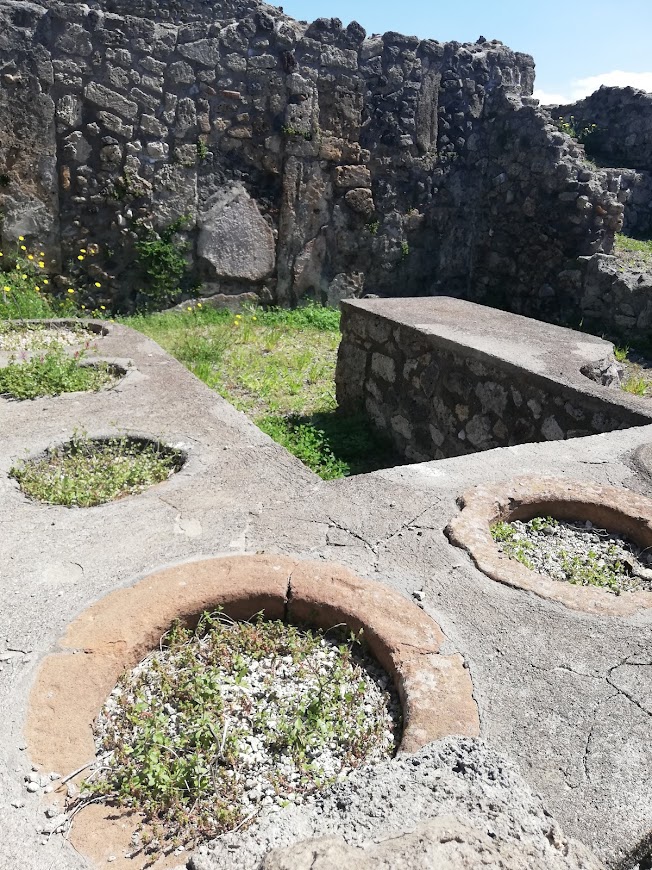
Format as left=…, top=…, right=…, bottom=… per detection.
left=523, top=659, right=602, bottom=682
left=582, top=692, right=619, bottom=784
left=606, top=658, right=652, bottom=719
left=326, top=517, right=375, bottom=552
left=373, top=503, right=440, bottom=550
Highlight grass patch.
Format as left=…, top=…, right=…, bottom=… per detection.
left=612, top=345, right=651, bottom=398
left=126, top=305, right=396, bottom=479
left=614, top=234, right=652, bottom=257
left=0, top=347, right=115, bottom=400
left=10, top=434, right=184, bottom=506
left=79, top=612, right=400, bottom=856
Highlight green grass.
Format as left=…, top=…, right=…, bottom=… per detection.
left=614, top=234, right=652, bottom=257
left=126, top=305, right=398, bottom=478
left=0, top=347, right=115, bottom=400
left=10, top=434, right=185, bottom=506
left=80, top=612, right=399, bottom=855
left=611, top=346, right=651, bottom=397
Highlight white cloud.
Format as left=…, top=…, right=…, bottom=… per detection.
left=534, top=70, right=652, bottom=106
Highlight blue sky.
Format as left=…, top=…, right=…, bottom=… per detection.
left=278, top=0, right=652, bottom=103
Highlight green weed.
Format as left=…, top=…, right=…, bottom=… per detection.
left=80, top=613, right=399, bottom=854
left=125, top=305, right=397, bottom=479
left=614, top=234, right=652, bottom=257
left=134, top=216, right=190, bottom=308
left=0, top=347, right=115, bottom=400
left=10, top=434, right=184, bottom=506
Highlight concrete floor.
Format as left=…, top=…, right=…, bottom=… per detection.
left=1, top=321, right=651, bottom=869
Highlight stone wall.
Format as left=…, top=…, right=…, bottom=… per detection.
left=557, top=86, right=652, bottom=173
left=0, top=0, right=631, bottom=321
left=335, top=298, right=652, bottom=463
left=556, top=87, right=652, bottom=239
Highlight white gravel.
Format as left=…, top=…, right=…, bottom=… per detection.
left=89, top=620, right=402, bottom=830
left=495, top=517, right=652, bottom=593
left=0, top=325, right=95, bottom=353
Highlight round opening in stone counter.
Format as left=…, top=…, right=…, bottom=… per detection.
left=0, top=353, right=125, bottom=400
left=445, top=477, right=652, bottom=616
left=491, top=515, right=651, bottom=595
left=9, top=435, right=186, bottom=507
left=74, top=612, right=402, bottom=856
left=26, top=556, right=479, bottom=869
left=0, top=320, right=110, bottom=353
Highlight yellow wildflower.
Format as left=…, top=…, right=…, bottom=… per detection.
left=43, top=279, right=49, bottom=285
left=27, top=254, right=34, bottom=260
left=100, top=305, right=106, bottom=310
left=35, top=286, right=40, bottom=291
left=20, top=245, right=26, bottom=251
left=38, top=261, right=45, bottom=268
left=94, top=282, right=101, bottom=288
left=67, top=288, right=75, bottom=294
left=77, top=255, right=85, bottom=261
left=80, top=249, right=87, bottom=254
left=18, top=236, right=24, bottom=241
left=3, top=285, right=10, bottom=292
left=21, top=274, right=27, bottom=279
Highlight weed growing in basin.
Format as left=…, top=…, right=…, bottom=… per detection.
left=491, top=516, right=650, bottom=593
left=10, top=434, right=184, bottom=506
left=78, top=612, right=400, bottom=856
left=0, top=347, right=115, bottom=400
left=126, top=305, right=398, bottom=478
left=490, top=520, right=535, bottom=569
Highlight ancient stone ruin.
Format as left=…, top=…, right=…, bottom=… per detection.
left=2, top=4, right=652, bottom=870
left=0, top=0, right=650, bottom=340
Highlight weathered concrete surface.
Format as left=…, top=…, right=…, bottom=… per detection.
left=259, top=819, right=599, bottom=870
left=1, top=320, right=652, bottom=869
left=191, top=739, right=602, bottom=870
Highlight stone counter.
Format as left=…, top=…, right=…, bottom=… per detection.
left=335, top=297, right=652, bottom=462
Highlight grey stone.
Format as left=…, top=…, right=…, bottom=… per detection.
left=97, top=111, right=133, bottom=139
left=62, top=131, right=91, bottom=164
left=140, top=114, right=168, bottom=138
left=55, top=24, right=92, bottom=57
left=260, top=817, right=601, bottom=870
left=168, top=61, right=195, bottom=85
left=177, top=38, right=221, bottom=66
left=197, top=186, right=276, bottom=282
left=85, top=82, right=138, bottom=120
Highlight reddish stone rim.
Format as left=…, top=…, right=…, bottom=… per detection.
left=26, top=555, right=478, bottom=869
left=445, top=476, right=652, bottom=617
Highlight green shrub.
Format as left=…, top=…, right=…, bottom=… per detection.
left=134, top=216, right=190, bottom=308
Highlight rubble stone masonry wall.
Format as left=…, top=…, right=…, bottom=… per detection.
left=0, top=0, right=649, bottom=342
